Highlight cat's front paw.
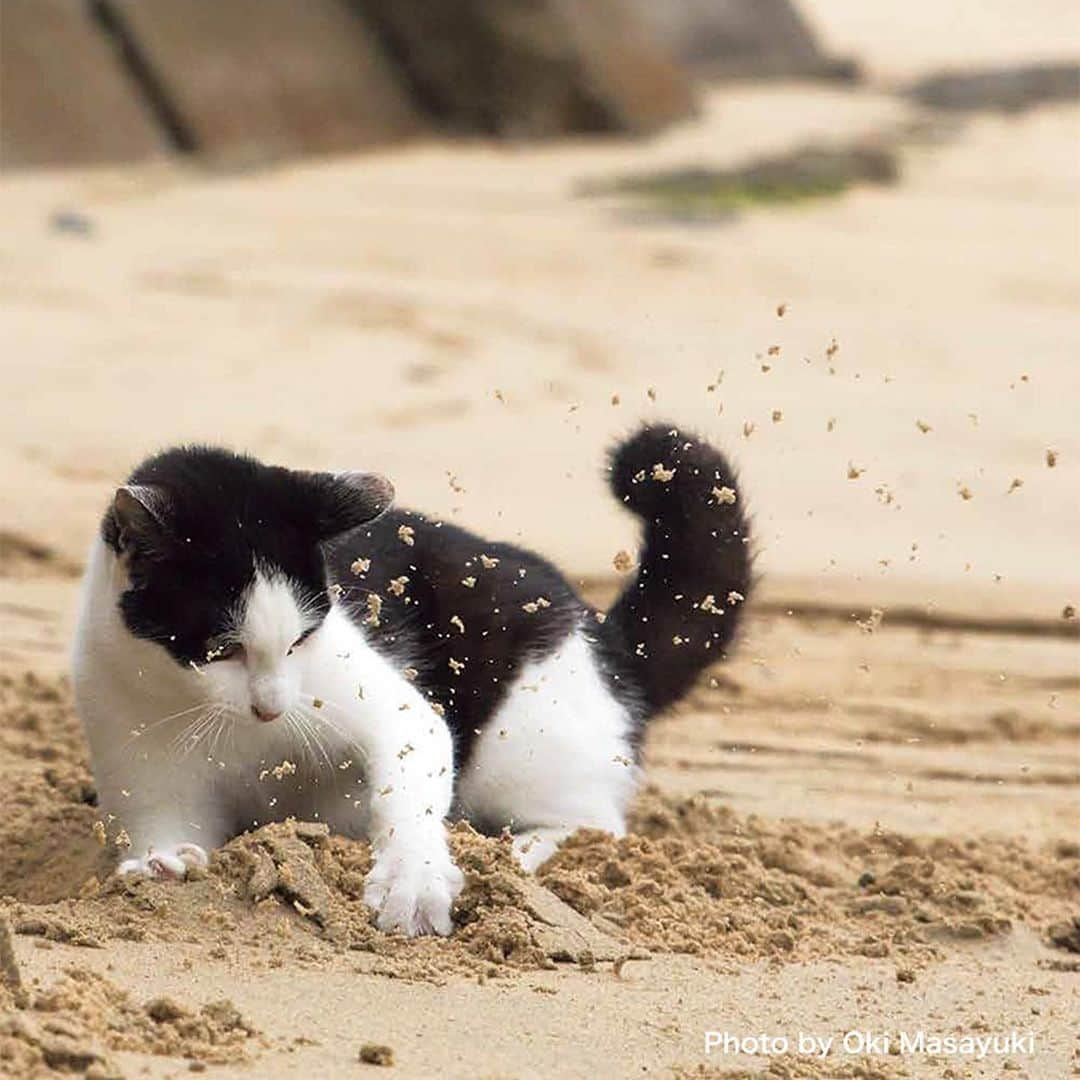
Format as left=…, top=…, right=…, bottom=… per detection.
left=364, top=842, right=464, bottom=937
left=118, top=843, right=209, bottom=881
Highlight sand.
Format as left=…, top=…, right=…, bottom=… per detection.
left=1, top=4, right=1078, bottom=1075
left=0, top=602, right=1075, bottom=1077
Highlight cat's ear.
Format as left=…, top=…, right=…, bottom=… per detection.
left=112, top=485, right=171, bottom=550
left=306, top=471, right=395, bottom=539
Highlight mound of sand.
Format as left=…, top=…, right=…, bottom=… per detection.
left=538, top=788, right=1079, bottom=963
left=0, top=674, right=1075, bottom=999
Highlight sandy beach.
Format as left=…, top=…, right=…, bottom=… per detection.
left=0, top=2, right=1077, bottom=1075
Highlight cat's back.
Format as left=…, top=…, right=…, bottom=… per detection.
left=324, top=510, right=588, bottom=762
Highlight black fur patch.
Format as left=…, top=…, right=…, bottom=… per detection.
left=600, top=423, right=751, bottom=717
left=324, top=512, right=584, bottom=766
left=598, top=424, right=754, bottom=716
left=102, top=447, right=382, bottom=665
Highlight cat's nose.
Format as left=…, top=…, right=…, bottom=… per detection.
left=251, top=705, right=282, bottom=723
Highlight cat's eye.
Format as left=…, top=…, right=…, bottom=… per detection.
left=205, top=642, right=243, bottom=663
left=287, top=627, right=315, bottom=656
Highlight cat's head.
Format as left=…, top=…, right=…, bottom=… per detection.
left=102, top=446, right=392, bottom=722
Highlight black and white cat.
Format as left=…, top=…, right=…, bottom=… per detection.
left=72, top=424, right=751, bottom=936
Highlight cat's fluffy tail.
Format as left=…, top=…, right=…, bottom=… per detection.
left=599, top=423, right=753, bottom=718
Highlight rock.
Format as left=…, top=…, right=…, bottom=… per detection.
left=4, top=0, right=695, bottom=169
left=101, top=0, right=424, bottom=162
left=0, top=0, right=165, bottom=168
left=623, top=0, right=856, bottom=82
left=358, top=0, right=693, bottom=137
left=907, top=62, right=1080, bottom=113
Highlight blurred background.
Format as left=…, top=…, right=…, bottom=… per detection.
left=1, top=0, right=1078, bottom=632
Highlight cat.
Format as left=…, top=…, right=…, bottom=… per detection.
left=72, top=423, right=751, bottom=936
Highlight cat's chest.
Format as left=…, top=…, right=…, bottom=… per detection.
left=211, top=734, right=371, bottom=834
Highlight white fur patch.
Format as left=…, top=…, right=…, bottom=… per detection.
left=73, top=537, right=462, bottom=935
left=240, top=571, right=306, bottom=659
left=237, top=570, right=307, bottom=719
left=455, top=628, right=640, bottom=864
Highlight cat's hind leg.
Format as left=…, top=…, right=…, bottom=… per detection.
left=512, top=827, right=578, bottom=872
left=455, top=629, right=641, bottom=871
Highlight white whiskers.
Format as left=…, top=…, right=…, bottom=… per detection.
left=168, top=704, right=232, bottom=761
left=115, top=700, right=213, bottom=759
